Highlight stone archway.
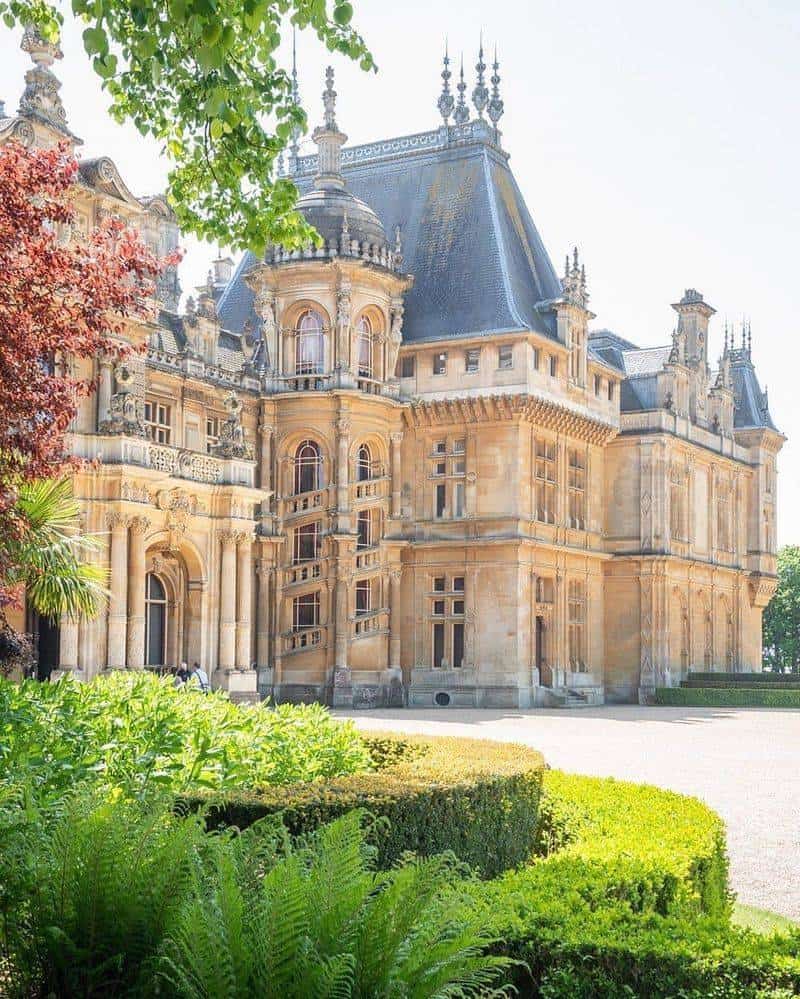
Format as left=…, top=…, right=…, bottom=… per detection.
left=144, top=533, right=207, bottom=671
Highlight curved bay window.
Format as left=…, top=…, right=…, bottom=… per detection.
left=293, top=440, right=322, bottom=495
left=356, top=314, right=373, bottom=379
left=145, top=572, right=167, bottom=666
left=357, top=443, right=372, bottom=482
left=294, top=309, right=325, bottom=375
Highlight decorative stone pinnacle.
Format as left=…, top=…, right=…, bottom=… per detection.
left=454, top=55, right=469, bottom=125
left=487, top=46, right=504, bottom=133
left=18, top=24, right=70, bottom=131
left=472, top=34, right=489, bottom=119
left=323, top=65, right=337, bottom=131
left=437, top=42, right=455, bottom=125
left=288, top=26, right=301, bottom=171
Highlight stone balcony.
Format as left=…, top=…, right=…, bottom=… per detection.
left=72, top=433, right=256, bottom=488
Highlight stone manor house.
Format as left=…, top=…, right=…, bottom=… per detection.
left=1, top=32, right=783, bottom=705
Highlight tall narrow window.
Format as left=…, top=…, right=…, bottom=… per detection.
left=205, top=415, right=221, bottom=454
left=567, top=449, right=586, bottom=530
left=294, top=309, right=324, bottom=375
left=293, top=591, right=320, bottom=630
left=452, top=621, right=464, bottom=668
left=454, top=482, right=465, bottom=518
left=535, top=440, right=557, bottom=524
left=465, top=349, right=480, bottom=373
left=293, top=440, right=322, bottom=494
left=498, top=345, right=513, bottom=369
left=717, top=481, right=732, bottom=552
left=293, top=522, right=320, bottom=563
left=400, top=355, right=415, bottom=378
left=144, top=573, right=167, bottom=666
left=670, top=467, right=687, bottom=541
left=356, top=315, right=373, bottom=378
left=433, top=352, right=447, bottom=375
left=567, top=580, right=586, bottom=671
left=435, top=482, right=446, bottom=519
left=433, top=621, right=445, bottom=668
left=355, top=579, right=370, bottom=616
left=549, top=355, right=557, bottom=378
left=357, top=443, right=372, bottom=482
left=357, top=509, right=371, bottom=549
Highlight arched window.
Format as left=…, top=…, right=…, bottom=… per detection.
left=145, top=572, right=167, bottom=667
left=356, top=314, right=372, bottom=378
left=294, top=440, right=322, bottom=494
left=357, top=443, right=372, bottom=482
left=294, top=309, right=325, bottom=375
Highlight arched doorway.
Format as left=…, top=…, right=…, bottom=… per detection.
left=145, top=572, right=167, bottom=667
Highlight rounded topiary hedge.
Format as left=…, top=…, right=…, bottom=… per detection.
left=187, top=734, right=545, bottom=878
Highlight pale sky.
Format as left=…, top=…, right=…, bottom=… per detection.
left=2, top=1, right=798, bottom=542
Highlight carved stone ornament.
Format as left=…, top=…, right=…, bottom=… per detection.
left=211, top=392, right=254, bottom=460
left=100, top=363, right=146, bottom=437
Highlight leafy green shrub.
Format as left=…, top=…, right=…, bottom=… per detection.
left=470, top=771, right=800, bottom=997
left=0, top=672, right=371, bottom=805
left=4, top=793, right=514, bottom=998
left=190, top=734, right=546, bottom=877
left=655, top=686, right=800, bottom=707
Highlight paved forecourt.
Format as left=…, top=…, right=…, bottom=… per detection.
left=336, top=705, right=800, bottom=921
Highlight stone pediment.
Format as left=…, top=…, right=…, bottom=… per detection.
left=78, top=157, right=142, bottom=210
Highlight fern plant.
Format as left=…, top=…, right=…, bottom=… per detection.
left=157, top=810, right=515, bottom=998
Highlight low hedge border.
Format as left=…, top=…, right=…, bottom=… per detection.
left=478, top=770, right=800, bottom=997
left=185, top=734, right=545, bottom=878
left=655, top=687, right=800, bottom=708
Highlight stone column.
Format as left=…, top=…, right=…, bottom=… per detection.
left=389, top=431, right=403, bottom=518
left=106, top=513, right=129, bottom=668
left=235, top=535, right=253, bottom=668
left=126, top=516, right=150, bottom=669
left=259, top=424, right=273, bottom=493
left=256, top=556, right=271, bottom=669
left=97, top=354, right=114, bottom=428
left=218, top=531, right=238, bottom=671
left=388, top=567, right=402, bottom=669
left=336, top=417, right=351, bottom=526
left=335, top=570, right=350, bottom=670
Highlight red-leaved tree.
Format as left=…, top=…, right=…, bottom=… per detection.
left=0, top=140, right=167, bottom=501
left=0, top=141, right=172, bottom=613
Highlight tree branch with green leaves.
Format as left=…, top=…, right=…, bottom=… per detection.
left=1, top=0, right=374, bottom=253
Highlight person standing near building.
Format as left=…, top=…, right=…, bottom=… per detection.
left=190, top=661, right=210, bottom=693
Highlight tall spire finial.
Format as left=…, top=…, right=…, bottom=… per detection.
left=487, top=45, right=504, bottom=137
left=454, top=55, right=469, bottom=125
left=19, top=24, right=71, bottom=134
left=472, top=32, right=488, bottom=119
left=747, top=319, right=752, bottom=356
left=312, top=66, right=347, bottom=190
left=288, top=26, right=300, bottom=172
left=437, top=42, right=455, bottom=125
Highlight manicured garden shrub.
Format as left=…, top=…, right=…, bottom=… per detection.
left=655, top=686, right=800, bottom=708
left=190, top=734, right=546, bottom=877
left=0, top=672, right=371, bottom=805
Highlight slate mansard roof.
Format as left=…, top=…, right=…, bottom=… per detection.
left=218, top=123, right=564, bottom=344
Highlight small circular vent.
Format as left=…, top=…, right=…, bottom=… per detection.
left=434, top=691, right=451, bottom=707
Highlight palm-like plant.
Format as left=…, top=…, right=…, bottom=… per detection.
left=0, top=478, right=106, bottom=620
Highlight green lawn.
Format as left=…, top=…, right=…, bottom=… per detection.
left=733, top=902, right=798, bottom=935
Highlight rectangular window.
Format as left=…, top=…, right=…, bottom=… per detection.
left=567, top=580, right=586, bottom=671
left=532, top=347, right=540, bottom=371
left=498, top=345, right=514, bottom=369
left=357, top=509, right=371, bottom=549
left=293, top=522, right=320, bottom=563
left=293, top=591, right=320, bottom=630
left=433, top=352, right=447, bottom=375
left=453, top=458, right=466, bottom=475
left=608, top=381, right=615, bottom=401
left=434, top=461, right=446, bottom=476
left=453, top=438, right=466, bottom=454
left=355, top=579, right=370, bottom=616
left=433, top=622, right=445, bottom=668
left=453, top=576, right=465, bottom=592
left=144, top=401, right=171, bottom=444
left=433, top=577, right=446, bottom=592
left=594, top=375, right=601, bottom=397
left=434, top=440, right=447, bottom=455
left=453, top=599, right=465, bottom=615
left=454, top=481, right=465, bottom=518
left=670, top=474, right=688, bottom=541
left=549, top=355, right=557, bottom=378
left=452, top=622, right=464, bottom=668
left=206, top=415, right=221, bottom=454
left=465, top=349, right=480, bottom=373
left=435, top=482, right=446, bottom=518
left=433, top=599, right=445, bottom=616
left=400, top=355, right=415, bottom=378
left=535, top=439, right=557, bottom=524
left=567, top=449, right=586, bottom=530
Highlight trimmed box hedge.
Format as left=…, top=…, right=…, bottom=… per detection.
left=186, top=734, right=545, bottom=878
left=655, top=686, right=800, bottom=708
left=477, top=770, right=800, bottom=997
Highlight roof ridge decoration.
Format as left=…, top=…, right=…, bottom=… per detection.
left=454, top=54, right=470, bottom=125
left=437, top=42, right=455, bottom=125
left=472, top=34, right=489, bottom=119
left=487, top=47, right=504, bottom=140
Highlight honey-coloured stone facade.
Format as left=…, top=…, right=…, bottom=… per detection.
left=1, top=39, right=783, bottom=706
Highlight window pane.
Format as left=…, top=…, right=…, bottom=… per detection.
left=465, top=349, right=480, bottom=373
left=433, top=577, right=445, bottom=592
left=453, top=576, right=465, bottom=592
left=433, top=622, right=445, bottom=667
left=452, top=622, right=464, bottom=668
left=433, top=352, right=447, bottom=375
left=433, top=599, right=445, bottom=615
left=435, top=483, right=446, bottom=518
left=400, top=355, right=415, bottom=378
left=498, top=346, right=513, bottom=369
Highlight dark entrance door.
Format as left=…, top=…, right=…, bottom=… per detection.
left=535, top=616, right=547, bottom=686
left=29, top=613, right=60, bottom=681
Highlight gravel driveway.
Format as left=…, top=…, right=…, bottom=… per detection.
left=335, top=705, right=800, bottom=920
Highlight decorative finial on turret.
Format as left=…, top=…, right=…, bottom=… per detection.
left=573, top=246, right=579, bottom=272
left=487, top=46, right=504, bottom=137
left=312, top=66, right=347, bottom=190
left=747, top=319, right=752, bottom=356
left=472, top=33, right=489, bottom=119
left=340, top=212, right=350, bottom=254
left=394, top=225, right=403, bottom=269
left=564, top=253, right=570, bottom=279
left=454, top=56, right=469, bottom=125
left=288, top=26, right=301, bottom=172
left=437, top=42, right=455, bottom=125
left=19, top=24, right=71, bottom=133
